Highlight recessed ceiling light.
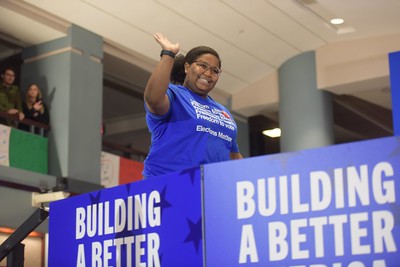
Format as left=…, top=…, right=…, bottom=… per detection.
left=330, top=18, right=344, bottom=25
left=262, top=128, right=281, bottom=138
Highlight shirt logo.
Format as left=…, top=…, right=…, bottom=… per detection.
left=221, top=111, right=230, bottom=119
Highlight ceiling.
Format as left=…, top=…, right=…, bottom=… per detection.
left=0, top=0, right=397, bottom=158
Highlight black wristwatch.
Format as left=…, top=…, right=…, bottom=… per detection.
left=160, top=50, right=176, bottom=59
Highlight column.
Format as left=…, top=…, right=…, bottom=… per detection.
left=278, top=51, right=334, bottom=152
left=21, top=25, right=103, bottom=184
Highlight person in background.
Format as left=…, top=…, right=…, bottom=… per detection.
left=18, top=83, right=50, bottom=134
left=0, top=67, right=24, bottom=126
left=142, top=33, right=243, bottom=178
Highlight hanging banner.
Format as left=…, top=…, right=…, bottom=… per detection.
left=0, top=124, right=11, bottom=166
left=100, top=151, right=144, bottom=188
left=100, top=151, right=120, bottom=188
left=0, top=125, right=47, bottom=173
left=203, top=136, right=400, bottom=267
left=9, top=128, right=48, bottom=173
left=49, top=167, right=203, bottom=267
left=119, top=156, right=143, bottom=184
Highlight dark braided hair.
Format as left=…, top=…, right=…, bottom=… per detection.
left=170, top=46, right=221, bottom=85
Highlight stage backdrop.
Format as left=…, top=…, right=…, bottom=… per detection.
left=49, top=167, right=202, bottom=267
left=203, top=136, right=400, bottom=267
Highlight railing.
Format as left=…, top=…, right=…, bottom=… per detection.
left=1, top=111, right=147, bottom=160
left=0, top=208, right=49, bottom=267
left=0, top=111, right=50, bottom=136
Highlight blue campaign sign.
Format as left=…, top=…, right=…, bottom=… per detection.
left=203, top=136, right=400, bottom=267
left=389, top=51, right=400, bottom=136
left=48, top=167, right=203, bottom=267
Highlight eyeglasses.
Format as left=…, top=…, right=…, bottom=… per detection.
left=193, top=61, right=222, bottom=77
left=4, top=71, right=15, bottom=77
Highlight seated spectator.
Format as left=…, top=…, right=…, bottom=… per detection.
left=18, top=83, right=50, bottom=134
left=0, top=67, right=24, bottom=126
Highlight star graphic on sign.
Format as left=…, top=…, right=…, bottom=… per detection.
left=180, top=167, right=199, bottom=185
left=158, top=186, right=172, bottom=219
left=89, top=191, right=101, bottom=204
left=184, top=217, right=202, bottom=254
left=124, top=182, right=132, bottom=194
left=390, top=137, right=400, bottom=157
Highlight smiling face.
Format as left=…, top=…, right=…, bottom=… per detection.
left=26, top=84, right=42, bottom=103
left=183, top=53, right=221, bottom=98
left=28, top=84, right=40, bottom=98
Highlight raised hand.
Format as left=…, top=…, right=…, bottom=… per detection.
left=33, top=101, right=42, bottom=111
left=153, top=33, right=180, bottom=55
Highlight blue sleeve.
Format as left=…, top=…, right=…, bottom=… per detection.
left=231, top=140, right=240, bottom=153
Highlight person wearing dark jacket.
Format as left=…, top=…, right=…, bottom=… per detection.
left=19, top=83, right=50, bottom=134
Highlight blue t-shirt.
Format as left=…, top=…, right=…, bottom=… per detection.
left=143, top=84, right=239, bottom=178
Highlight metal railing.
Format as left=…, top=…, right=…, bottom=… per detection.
left=0, top=111, right=50, bottom=136
left=0, top=208, right=49, bottom=267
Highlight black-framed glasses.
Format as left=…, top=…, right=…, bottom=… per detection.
left=193, top=61, right=222, bottom=77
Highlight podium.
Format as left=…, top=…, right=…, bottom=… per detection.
left=48, top=136, right=400, bottom=266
